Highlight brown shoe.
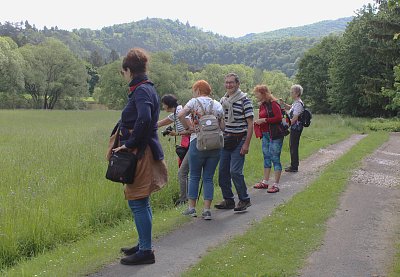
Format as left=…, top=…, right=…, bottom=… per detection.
left=214, top=199, right=235, bottom=209
left=233, top=200, right=251, bottom=211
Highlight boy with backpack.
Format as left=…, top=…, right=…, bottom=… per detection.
left=280, top=84, right=311, bottom=173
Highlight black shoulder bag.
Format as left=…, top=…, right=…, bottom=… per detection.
left=265, top=102, right=289, bottom=140
left=106, top=128, right=144, bottom=184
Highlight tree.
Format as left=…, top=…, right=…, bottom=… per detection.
left=148, top=52, right=191, bottom=98
left=89, top=50, right=104, bottom=67
left=328, top=3, right=399, bottom=116
left=262, top=70, right=293, bottom=100
left=86, top=64, right=100, bottom=95
left=382, top=65, right=400, bottom=114
left=107, top=49, right=119, bottom=63
left=0, top=36, right=24, bottom=93
left=96, top=60, right=127, bottom=109
left=296, top=35, right=341, bottom=113
left=20, top=38, right=88, bottom=109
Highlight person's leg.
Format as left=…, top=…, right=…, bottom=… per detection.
left=218, top=148, right=234, bottom=200
left=270, top=138, right=284, bottom=185
left=230, top=139, right=249, bottom=202
left=183, top=140, right=203, bottom=216
left=177, top=153, right=189, bottom=202
left=290, top=130, right=302, bottom=170
left=121, top=197, right=155, bottom=265
left=202, top=149, right=221, bottom=205
left=262, top=132, right=272, bottom=182
left=128, top=197, right=152, bottom=251
left=201, top=149, right=220, bottom=219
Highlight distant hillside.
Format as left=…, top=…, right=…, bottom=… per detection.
left=240, top=17, right=352, bottom=42
left=0, top=17, right=350, bottom=76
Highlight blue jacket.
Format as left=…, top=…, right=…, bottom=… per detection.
left=119, top=74, right=164, bottom=161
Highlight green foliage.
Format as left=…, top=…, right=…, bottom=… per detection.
left=240, top=17, right=353, bottom=41
left=19, top=38, right=88, bottom=109
left=296, top=35, right=341, bottom=113
left=148, top=52, right=191, bottom=98
left=365, top=117, right=400, bottom=131
left=0, top=18, right=349, bottom=77
left=382, top=65, right=400, bottom=113
left=296, top=3, right=400, bottom=117
left=96, top=60, right=127, bottom=109
left=0, top=36, right=24, bottom=93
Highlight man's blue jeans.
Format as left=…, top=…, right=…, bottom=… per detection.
left=218, top=139, right=249, bottom=201
left=128, top=197, right=152, bottom=251
left=188, top=139, right=221, bottom=200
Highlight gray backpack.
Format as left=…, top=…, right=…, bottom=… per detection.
left=195, top=99, right=224, bottom=151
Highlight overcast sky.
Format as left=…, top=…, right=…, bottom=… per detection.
left=1, top=0, right=374, bottom=37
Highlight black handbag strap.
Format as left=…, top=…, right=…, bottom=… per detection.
left=112, top=125, right=121, bottom=149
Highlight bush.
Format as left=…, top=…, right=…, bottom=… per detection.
left=365, top=117, right=400, bottom=132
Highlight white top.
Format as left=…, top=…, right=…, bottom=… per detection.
left=167, top=105, right=187, bottom=133
left=184, top=96, right=224, bottom=142
left=289, top=99, right=304, bottom=117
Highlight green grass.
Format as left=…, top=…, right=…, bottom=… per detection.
left=183, top=132, right=388, bottom=277
left=0, top=111, right=368, bottom=276
left=365, top=117, right=400, bottom=132
left=390, top=244, right=400, bottom=277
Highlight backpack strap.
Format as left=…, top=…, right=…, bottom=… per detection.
left=209, top=100, right=214, bottom=115
left=195, top=98, right=207, bottom=116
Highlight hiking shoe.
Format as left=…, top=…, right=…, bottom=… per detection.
left=285, top=166, right=298, bottom=172
left=120, top=250, right=155, bottom=265
left=214, top=199, right=235, bottom=209
left=182, top=208, right=197, bottom=217
left=234, top=200, right=251, bottom=211
left=202, top=210, right=212, bottom=220
left=121, top=244, right=139, bottom=256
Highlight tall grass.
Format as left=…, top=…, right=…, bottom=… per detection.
left=0, top=111, right=367, bottom=270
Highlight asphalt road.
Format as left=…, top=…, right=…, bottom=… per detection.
left=301, top=133, right=400, bottom=277
left=91, top=134, right=366, bottom=277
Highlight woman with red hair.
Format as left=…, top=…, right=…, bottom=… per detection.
left=178, top=80, right=224, bottom=220
left=253, top=85, right=285, bottom=193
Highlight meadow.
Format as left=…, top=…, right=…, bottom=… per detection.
left=0, top=110, right=368, bottom=272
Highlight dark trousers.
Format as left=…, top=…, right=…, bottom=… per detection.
left=289, top=129, right=302, bottom=169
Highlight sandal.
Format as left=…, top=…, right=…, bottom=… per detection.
left=253, top=181, right=269, bottom=189
left=267, top=185, right=280, bottom=193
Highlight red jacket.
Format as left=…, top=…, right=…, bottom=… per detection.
left=256, top=101, right=282, bottom=136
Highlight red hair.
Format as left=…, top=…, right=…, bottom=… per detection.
left=193, top=80, right=212, bottom=96
left=253, top=85, right=277, bottom=102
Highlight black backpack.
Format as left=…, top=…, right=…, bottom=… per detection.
left=300, top=102, right=312, bottom=127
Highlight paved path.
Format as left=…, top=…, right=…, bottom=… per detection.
left=301, top=133, right=400, bottom=277
left=91, top=135, right=366, bottom=277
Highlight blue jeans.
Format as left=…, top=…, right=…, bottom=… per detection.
left=262, top=132, right=284, bottom=171
left=188, top=139, right=220, bottom=201
left=128, top=197, right=152, bottom=251
left=218, top=139, right=249, bottom=201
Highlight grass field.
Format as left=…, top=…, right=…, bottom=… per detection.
left=183, top=132, right=388, bottom=277
left=0, top=110, right=368, bottom=274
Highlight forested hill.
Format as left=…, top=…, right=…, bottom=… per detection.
left=0, top=17, right=350, bottom=77
left=240, top=17, right=353, bottom=41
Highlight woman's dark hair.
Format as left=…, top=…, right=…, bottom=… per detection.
left=161, top=94, right=179, bottom=108
left=122, top=48, right=149, bottom=74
